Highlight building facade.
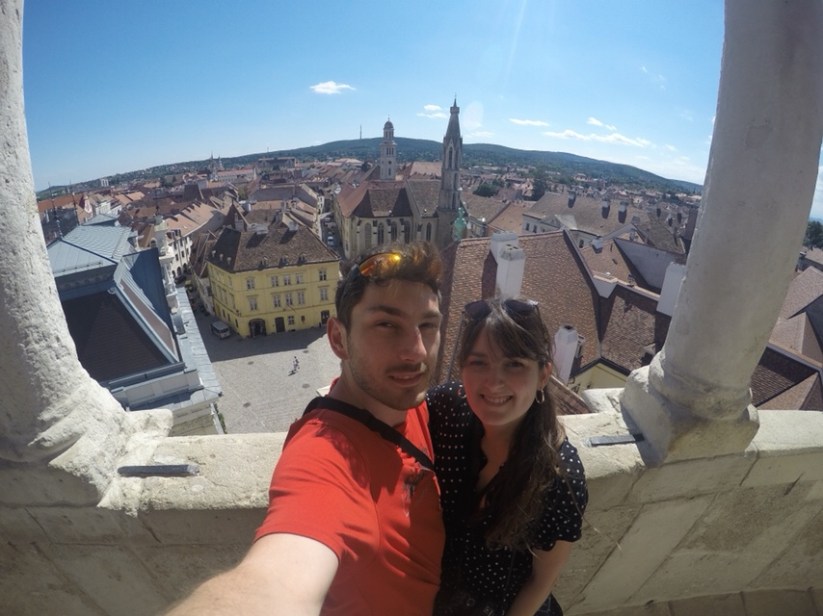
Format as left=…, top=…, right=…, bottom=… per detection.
left=207, top=221, right=338, bottom=337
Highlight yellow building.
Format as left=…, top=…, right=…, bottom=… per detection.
left=206, top=221, right=339, bottom=337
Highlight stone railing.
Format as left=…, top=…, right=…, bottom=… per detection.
left=2, top=401, right=822, bottom=615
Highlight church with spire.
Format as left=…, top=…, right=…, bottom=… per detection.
left=331, top=100, right=464, bottom=258
left=378, top=118, right=397, bottom=181
left=437, top=99, right=463, bottom=243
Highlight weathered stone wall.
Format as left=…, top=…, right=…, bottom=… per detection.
left=1, top=409, right=822, bottom=615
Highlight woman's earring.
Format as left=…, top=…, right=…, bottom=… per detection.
left=535, top=388, right=546, bottom=404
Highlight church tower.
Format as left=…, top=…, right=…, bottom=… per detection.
left=379, top=118, right=397, bottom=180
left=437, top=99, right=463, bottom=248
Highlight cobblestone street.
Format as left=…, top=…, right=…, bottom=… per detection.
left=193, top=312, right=341, bottom=434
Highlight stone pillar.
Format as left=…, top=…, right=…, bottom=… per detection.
left=0, top=0, right=171, bottom=501
left=622, top=0, right=823, bottom=465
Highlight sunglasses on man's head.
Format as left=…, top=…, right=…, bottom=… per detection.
left=350, top=251, right=404, bottom=280
left=463, top=298, right=540, bottom=322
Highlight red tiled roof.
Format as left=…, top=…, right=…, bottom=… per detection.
left=599, top=285, right=668, bottom=373
left=37, top=194, right=77, bottom=214
left=800, top=246, right=823, bottom=267
left=437, top=231, right=600, bottom=381
left=407, top=161, right=440, bottom=177
left=487, top=201, right=534, bottom=234
left=208, top=223, right=338, bottom=274
left=190, top=233, right=218, bottom=277
left=527, top=190, right=650, bottom=238
left=779, top=266, right=823, bottom=319
left=405, top=180, right=440, bottom=217
left=758, top=372, right=823, bottom=411
left=548, top=376, right=592, bottom=416
left=579, top=238, right=637, bottom=284
left=750, top=346, right=822, bottom=410
left=435, top=232, right=823, bottom=413
left=337, top=178, right=438, bottom=220
left=633, top=214, right=685, bottom=253
left=462, top=193, right=509, bottom=226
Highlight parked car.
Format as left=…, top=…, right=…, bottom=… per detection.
left=210, top=320, right=232, bottom=339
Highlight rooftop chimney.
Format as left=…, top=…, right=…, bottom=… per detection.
left=657, top=261, right=686, bottom=316
left=490, top=231, right=519, bottom=261
left=490, top=232, right=525, bottom=299
left=554, top=325, right=583, bottom=384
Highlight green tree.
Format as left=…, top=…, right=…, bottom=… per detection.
left=804, top=220, right=823, bottom=248
left=528, top=165, right=550, bottom=201
left=473, top=183, right=498, bottom=197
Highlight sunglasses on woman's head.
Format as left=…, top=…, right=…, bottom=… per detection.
left=463, top=298, right=540, bottom=322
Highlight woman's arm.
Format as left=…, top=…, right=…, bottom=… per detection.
left=504, top=540, right=573, bottom=616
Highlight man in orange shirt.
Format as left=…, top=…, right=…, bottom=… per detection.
left=167, top=241, right=445, bottom=615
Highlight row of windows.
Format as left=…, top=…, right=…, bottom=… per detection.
left=245, top=269, right=328, bottom=290
left=212, top=300, right=334, bottom=335
left=523, top=222, right=547, bottom=233
left=357, top=221, right=435, bottom=247
left=214, top=308, right=297, bottom=330
left=261, top=311, right=330, bottom=330
left=247, top=288, right=330, bottom=312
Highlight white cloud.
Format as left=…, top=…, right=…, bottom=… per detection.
left=509, top=118, right=549, bottom=127
left=418, top=104, right=447, bottom=119
left=587, top=117, right=617, bottom=131
left=468, top=130, right=494, bottom=139
left=665, top=144, right=678, bottom=152
left=543, top=129, right=651, bottom=148
left=462, top=101, right=485, bottom=132
left=309, top=81, right=355, bottom=95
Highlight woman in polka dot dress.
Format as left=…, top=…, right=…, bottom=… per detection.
left=428, top=298, right=588, bottom=616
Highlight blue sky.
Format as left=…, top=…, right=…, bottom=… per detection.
left=22, top=1, right=823, bottom=217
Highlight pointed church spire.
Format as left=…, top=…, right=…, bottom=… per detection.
left=379, top=117, right=397, bottom=180
left=437, top=97, right=463, bottom=248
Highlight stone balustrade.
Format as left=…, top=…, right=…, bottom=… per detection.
left=2, top=403, right=822, bottom=615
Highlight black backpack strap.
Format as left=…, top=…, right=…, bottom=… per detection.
left=303, top=396, right=434, bottom=472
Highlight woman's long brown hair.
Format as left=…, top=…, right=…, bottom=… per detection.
left=457, top=298, right=566, bottom=550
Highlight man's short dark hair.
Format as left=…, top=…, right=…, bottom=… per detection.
left=335, top=241, right=443, bottom=329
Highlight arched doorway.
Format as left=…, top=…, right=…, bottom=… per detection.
left=249, top=318, right=267, bottom=337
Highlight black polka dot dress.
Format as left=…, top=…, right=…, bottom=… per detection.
left=428, top=382, right=588, bottom=616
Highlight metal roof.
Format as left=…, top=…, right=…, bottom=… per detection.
left=47, top=223, right=135, bottom=278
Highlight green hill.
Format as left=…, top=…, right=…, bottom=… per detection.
left=39, top=137, right=702, bottom=199
left=226, top=137, right=701, bottom=193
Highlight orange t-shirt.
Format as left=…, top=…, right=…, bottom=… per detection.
left=255, top=400, right=445, bottom=615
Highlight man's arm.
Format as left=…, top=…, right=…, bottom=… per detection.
left=165, top=533, right=339, bottom=616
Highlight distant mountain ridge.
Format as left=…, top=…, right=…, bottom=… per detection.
left=232, top=137, right=702, bottom=193
left=39, top=137, right=702, bottom=199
